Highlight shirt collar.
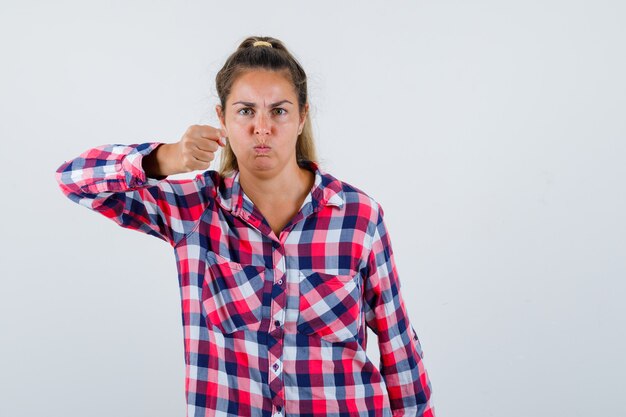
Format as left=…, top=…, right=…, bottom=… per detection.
left=215, top=160, right=345, bottom=219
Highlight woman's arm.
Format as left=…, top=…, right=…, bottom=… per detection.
left=141, top=142, right=179, bottom=179
left=54, top=142, right=214, bottom=247
left=362, top=203, right=435, bottom=417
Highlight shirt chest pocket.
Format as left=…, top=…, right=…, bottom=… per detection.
left=202, top=251, right=266, bottom=335
left=296, top=270, right=362, bottom=343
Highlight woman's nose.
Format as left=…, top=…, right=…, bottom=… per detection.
left=254, top=112, right=271, bottom=136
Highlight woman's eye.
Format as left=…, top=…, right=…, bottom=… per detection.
left=237, top=108, right=286, bottom=116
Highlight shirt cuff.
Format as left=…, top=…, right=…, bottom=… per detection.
left=121, top=142, right=167, bottom=188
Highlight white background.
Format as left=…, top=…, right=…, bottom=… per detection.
left=1, top=1, right=624, bottom=416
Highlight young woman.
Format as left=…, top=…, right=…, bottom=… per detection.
left=55, top=36, right=434, bottom=417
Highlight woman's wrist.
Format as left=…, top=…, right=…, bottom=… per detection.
left=143, top=143, right=179, bottom=178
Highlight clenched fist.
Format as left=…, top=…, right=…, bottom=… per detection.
left=142, top=125, right=227, bottom=178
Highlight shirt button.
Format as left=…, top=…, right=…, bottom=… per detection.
left=277, top=279, right=283, bottom=285
left=136, top=179, right=143, bottom=185
left=273, top=363, right=279, bottom=370
left=274, top=320, right=281, bottom=327
left=277, top=406, right=282, bottom=412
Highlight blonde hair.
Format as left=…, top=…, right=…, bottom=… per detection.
left=215, top=36, right=318, bottom=177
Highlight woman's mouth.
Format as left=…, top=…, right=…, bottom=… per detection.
left=254, top=145, right=271, bottom=154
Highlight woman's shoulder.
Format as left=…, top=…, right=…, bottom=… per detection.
left=322, top=169, right=382, bottom=216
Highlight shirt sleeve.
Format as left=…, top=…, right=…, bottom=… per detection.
left=55, top=142, right=214, bottom=247
left=362, top=203, right=435, bottom=417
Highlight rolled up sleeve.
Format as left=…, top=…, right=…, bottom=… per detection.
left=55, top=142, right=213, bottom=247
left=362, top=203, right=435, bottom=417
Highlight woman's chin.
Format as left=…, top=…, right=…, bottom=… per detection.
left=250, top=155, right=275, bottom=170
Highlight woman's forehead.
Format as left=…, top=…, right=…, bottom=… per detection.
left=229, top=70, right=296, bottom=102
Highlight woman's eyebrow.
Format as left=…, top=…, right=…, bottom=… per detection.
left=232, top=99, right=293, bottom=107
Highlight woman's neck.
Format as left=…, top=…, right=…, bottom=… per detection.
left=239, top=161, right=314, bottom=206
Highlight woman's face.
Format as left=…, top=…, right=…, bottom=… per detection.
left=216, top=69, right=308, bottom=175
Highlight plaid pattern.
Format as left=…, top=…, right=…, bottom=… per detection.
left=55, top=142, right=435, bottom=417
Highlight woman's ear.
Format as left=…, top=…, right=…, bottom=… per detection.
left=298, top=103, right=309, bottom=134
left=216, top=104, right=226, bottom=129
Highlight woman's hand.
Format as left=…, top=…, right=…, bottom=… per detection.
left=143, top=125, right=227, bottom=178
